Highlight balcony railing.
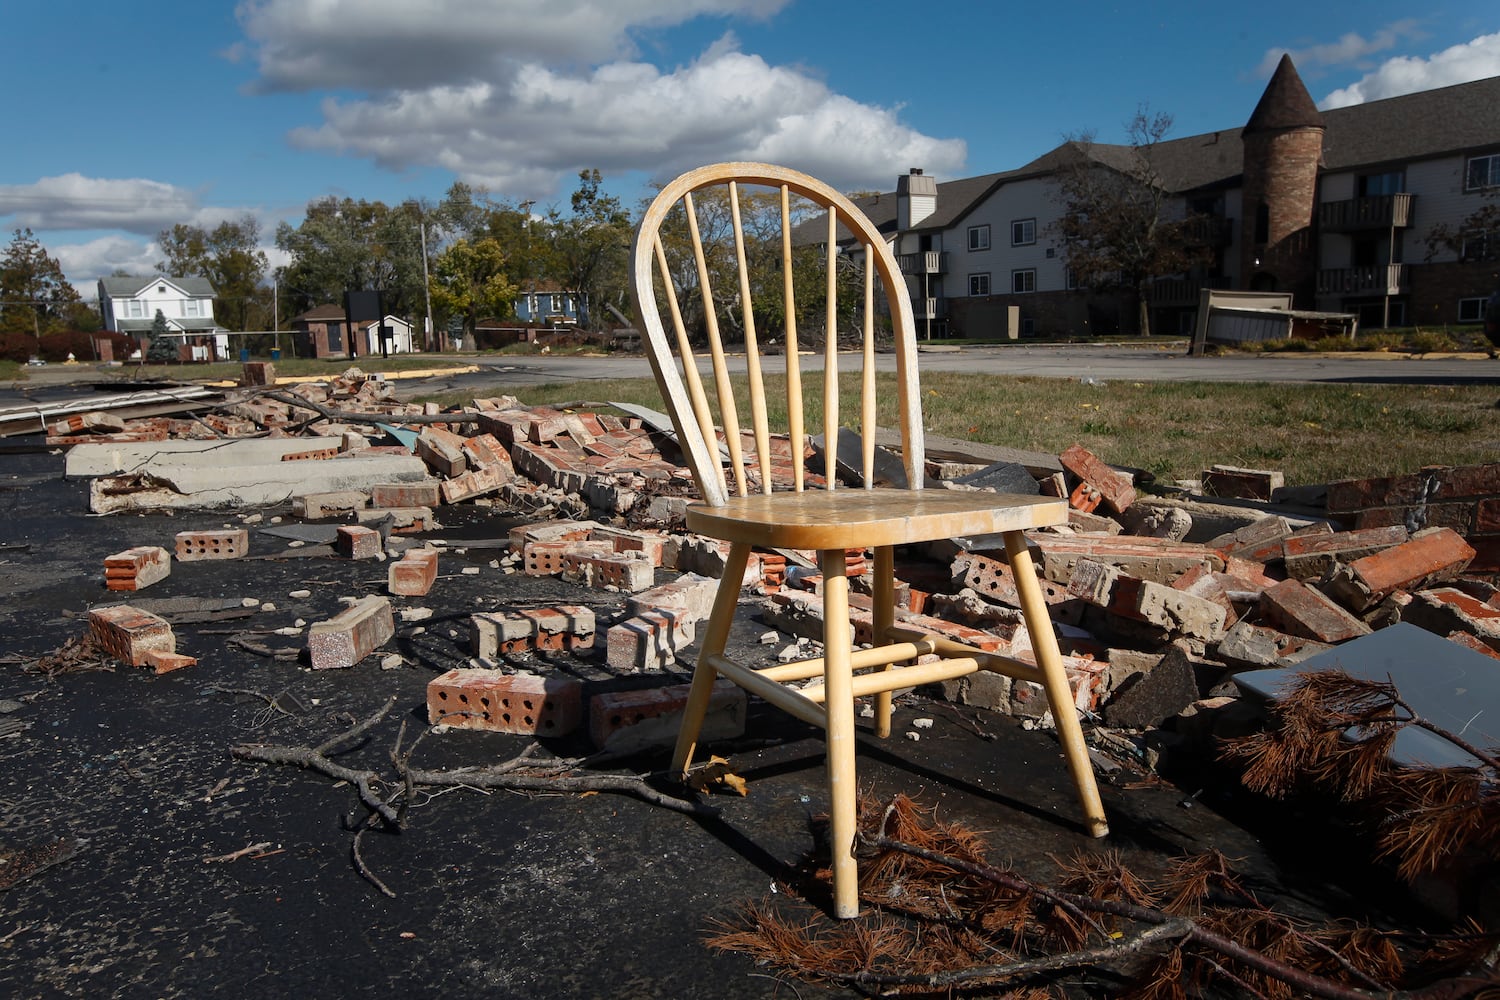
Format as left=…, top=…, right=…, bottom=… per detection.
left=1181, top=215, right=1233, bottom=247
left=1318, top=193, right=1415, bottom=232
left=1316, top=263, right=1408, bottom=296
left=912, top=296, right=943, bottom=319
left=897, top=251, right=947, bottom=275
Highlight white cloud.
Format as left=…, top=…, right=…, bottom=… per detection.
left=288, top=43, right=965, bottom=199
left=51, top=235, right=165, bottom=292
left=236, top=0, right=789, bottom=91
left=1320, top=31, right=1500, bottom=108
left=1256, top=20, right=1424, bottom=78
left=0, top=174, right=256, bottom=236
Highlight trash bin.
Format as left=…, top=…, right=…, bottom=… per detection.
left=239, top=348, right=250, bottom=362
left=270, top=349, right=281, bottom=361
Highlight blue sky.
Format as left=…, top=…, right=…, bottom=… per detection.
left=2, top=0, right=1496, bottom=293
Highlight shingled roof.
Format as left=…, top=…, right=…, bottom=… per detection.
left=818, top=70, right=1500, bottom=240
left=1243, top=54, right=1323, bottom=135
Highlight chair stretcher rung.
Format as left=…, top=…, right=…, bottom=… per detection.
left=757, top=639, right=939, bottom=683
left=704, top=653, right=827, bottom=727
left=799, top=657, right=980, bottom=704
left=887, top=626, right=1048, bottom=685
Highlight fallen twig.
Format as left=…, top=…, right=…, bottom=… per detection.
left=203, top=841, right=278, bottom=864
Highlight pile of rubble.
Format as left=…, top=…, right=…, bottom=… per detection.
left=53, top=367, right=1500, bottom=762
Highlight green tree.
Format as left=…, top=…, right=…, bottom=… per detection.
left=546, top=169, right=632, bottom=329
left=146, top=309, right=177, bottom=362
left=1051, top=108, right=1210, bottom=337
left=428, top=237, right=518, bottom=339
left=0, top=228, right=82, bottom=346
left=157, top=216, right=270, bottom=331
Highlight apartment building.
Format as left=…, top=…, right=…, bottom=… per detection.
left=854, top=57, right=1500, bottom=338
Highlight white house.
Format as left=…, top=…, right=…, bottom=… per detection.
left=359, top=314, right=416, bottom=354
left=97, top=275, right=229, bottom=360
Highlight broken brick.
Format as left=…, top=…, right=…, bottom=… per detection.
left=588, top=680, right=745, bottom=753
left=336, top=525, right=384, bottom=560
left=307, top=596, right=394, bottom=669
left=1322, top=528, right=1477, bottom=612
left=1059, top=444, right=1135, bottom=513
left=103, top=545, right=171, bottom=591
left=470, top=612, right=534, bottom=658
left=1201, top=465, right=1284, bottom=502
left=606, top=610, right=696, bottom=671
left=427, top=669, right=582, bottom=736
left=1259, top=579, right=1371, bottom=643
left=518, top=606, right=595, bottom=651
left=388, top=548, right=439, bottom=596
left=371, top=482, right=441, bottom=508
left=415, top=426, right=469, bottom=478
left=89, top=605, right=175, bottom=666
left=143, top=650, right=197, bottom=674
left=1281, top=524, right=1408, bottom=581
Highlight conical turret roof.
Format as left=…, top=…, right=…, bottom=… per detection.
left=1243, top=54, right=1323, bottom=135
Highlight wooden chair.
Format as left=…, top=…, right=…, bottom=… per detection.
left=630, top=162, right=1107, bottom=918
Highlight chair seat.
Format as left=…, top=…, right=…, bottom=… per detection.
left=686, top=488, right=1067, bottom=551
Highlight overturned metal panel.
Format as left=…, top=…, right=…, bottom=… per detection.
left=0, top=385, right=220, bottom=437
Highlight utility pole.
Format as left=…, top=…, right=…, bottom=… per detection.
left=419, top=221, right=437, bottom=352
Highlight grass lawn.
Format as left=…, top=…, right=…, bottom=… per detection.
left=422, top=372, right=1500, bottom=488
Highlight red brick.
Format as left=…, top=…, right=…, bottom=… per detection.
left=1476, top=499, right=1500, bottom=534
left=89, top=605, right=175, bottom=666
left=175, top=529, right=250, bottom=561
left=1059, top=444, right=1136, bottom=513
left=336, top=525, right=384, bottom=560
left=460, top=433, right=511, bottom=469
left=103, top=545, right=171, bottom=591
left=1068, top=482, right=1103, bottom=513
left=519, top=606, right=595, bottom=651
left=307, top=596, right=394, bottom=669
left=1469, top=535, right=1500, bottom=574
left=427, top=669, right=582, bottom=736
left=1444, top=631, right=1500, bottom=661
left=144, top=650, right=197, bottom=674
left=605, top=611, right=695, bottom=671
left=415, top=426, right=469, bottom=478
left=1259, top=579, right=1371, bottom=643
left=1351, top=503, right=1476, bottom=533
left=388, top=548, right=439, bottom=596
left=562, top=550, right=655, bottom=592
left=1325, top=528, right=1476, bottom=610
left=1026, top=534, right=1223, bottom=585
left=524, top=538, right=612, bottom=576
left=281, top=447, right=340, bottom=462
left=240, top=361, right=275, bottom=387
left=1281, top=525, right=1407, bottom=580
left=508, top=518, right=598, bottom=554
left=470, top=612, right=534, bottom=658
left=441, top=461, right=516, bottom=503
left=588, top=680, right=745, bottom=752
left=371, top=482, right=442, bottom=508
left=1201, top=465, right=1283, bottom=501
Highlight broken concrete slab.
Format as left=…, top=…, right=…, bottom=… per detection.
left=88, top=451, right=430, bottom=513
left=65, top=436, right=350, bottom=477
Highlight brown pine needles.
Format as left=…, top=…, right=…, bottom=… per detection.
left=1223, top=669, right=1500, bottom=882
left=705, top=793, right=1500, bottom=998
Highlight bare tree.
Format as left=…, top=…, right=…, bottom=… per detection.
left=1051, top=108, right=1209, bottom=337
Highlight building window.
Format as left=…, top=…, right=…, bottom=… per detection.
left=1358, top=171, right=1404, bottom=196
left=1466, top=153, right=1500, bottom=191
left=1459, top=297, right=1489, bottom=322
left=125, top=299, right=145, bottom=319
left=1010, top=219, right=1036, bottom=246
left=1461, top=231, right=1496, bottom=261
left=1065, top=268, right=1079, bottom=290
left=967, top=225, right=990, bottom=251
left=183, top=299, right=201, bottom=317
left=968, top=273, right=991, bottom=296
left=1254, top=202, right=1270, bottom=244
left=1011, top=269, right=1036, bottom=294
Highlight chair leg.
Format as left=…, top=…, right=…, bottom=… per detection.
left=670, top=541, right=752, bottom=780
left=1003, top=530, right=1110, bottom=839
left=872, top=545, right=895, bottom=740
left=819, top=547, right=860, bottom=918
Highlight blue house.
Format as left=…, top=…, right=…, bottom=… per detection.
left=514, top=283, right=585, bottom=326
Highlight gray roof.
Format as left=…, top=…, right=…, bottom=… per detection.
left=115, top=317, right=224, bottom=333
left=99, top=275, right=218, bottom=298
left=808, top=72, right=1500, bottom=242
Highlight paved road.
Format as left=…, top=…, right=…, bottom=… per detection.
left=417, top=342, right=1500, bottom=397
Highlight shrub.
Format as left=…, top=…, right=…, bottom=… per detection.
left=1405, top=330, right=1457, bottom=355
